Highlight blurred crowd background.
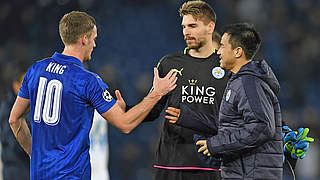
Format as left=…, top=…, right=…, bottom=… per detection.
left=0, top=0, right=319, bottom=180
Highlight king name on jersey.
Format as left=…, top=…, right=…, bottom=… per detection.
left=181, top=79, right=215, bottom=104
left=46, top=62, right=67, bottom=74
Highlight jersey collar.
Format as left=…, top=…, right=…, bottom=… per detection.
left=52, top=52, right=84, bottom=68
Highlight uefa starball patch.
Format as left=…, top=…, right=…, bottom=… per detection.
left=212, top=67, right=225, bottom=79
left=102, top=89, right=113, bottom=102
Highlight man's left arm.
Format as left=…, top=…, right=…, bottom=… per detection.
left=9, top=96, right=32, bottom=157
left=206, top=79, right=278, bottom=156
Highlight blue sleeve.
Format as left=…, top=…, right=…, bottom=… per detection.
left=176, top=104, right=218, bottom=135
left=207, top=76, right=276, bottom=156
left=85, top=75, right=116, bottom=114
left=18, top=65, right=33, bottom=99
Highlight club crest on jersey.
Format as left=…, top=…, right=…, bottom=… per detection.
left=102, top=90, right=113, bottom=102
left=212, top=67, right=225, bottom=79
left=226, top=89, right=231, bottom=102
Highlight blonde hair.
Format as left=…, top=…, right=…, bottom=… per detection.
left=59, top=11, right=96, bottom=45
left=179, top=0, right=216, bottom=25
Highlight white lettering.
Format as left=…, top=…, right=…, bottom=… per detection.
left=181, top=85, right=216, bottom=104
left=46, top=62, right=67, bottom=75
left=51, top=63, right=57, bottom=72
left=53, top=64, right=62, bottom=74
left=59, top=66, right=67, bottom=74
left=181, top=96, right=215, bottom=104
left=46, top=62, right=55, bottom=72
left=182, top=96, right=187, bottom=102
left=187, top=96, right=194, bottom=103
left=194, top=96, right=202, bottom=103
left=182, top=86, right=188, bottom=95
left=203, top=97, right=208, bottom=104
left=209, top=97, right=214, bottom=104
left=196, top=86, right=204, bottom=96
left=206, top=87, right=216, bottom=96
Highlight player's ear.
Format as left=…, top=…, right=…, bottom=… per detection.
left=80, top=34, right=88, bottom=46
left=208, top=21, right=215, bottom=34
left=233, top=47, right=243, bottom=58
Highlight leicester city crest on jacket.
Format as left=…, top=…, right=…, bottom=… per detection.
left=226, top=89, right=231, bottom=101
left=102, top=89, right=113, bottom=102
left=212, top=67, right=225, bottom=79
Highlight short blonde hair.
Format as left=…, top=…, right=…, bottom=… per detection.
left=59, top=11, right=96, bottom=45
left=179, top=0, right=216, bottom=25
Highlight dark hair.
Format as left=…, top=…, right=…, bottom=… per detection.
left=222, top=23, right=261, bottom=59
left=59, top=11, right=96, bottom=45
left=179, top=0, right=216, bottom=24
left=212, top=31, right=221, bottom=44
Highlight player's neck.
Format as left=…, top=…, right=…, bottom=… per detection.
left=188, top=41, right=215, bottom=58
left=62, top=45, right=85, bottom=63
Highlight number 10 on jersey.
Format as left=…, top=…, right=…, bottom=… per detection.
left=34, top=77, right=63, bottom=126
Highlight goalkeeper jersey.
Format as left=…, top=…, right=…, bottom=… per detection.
left=145, top=49, right=229, bottom=169
left=19, top=52, right=116, bottom=180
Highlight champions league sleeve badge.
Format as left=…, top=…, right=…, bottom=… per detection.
left=102, top=89, right=113, bottom=102
left=212, top=67, right=225, bottom=79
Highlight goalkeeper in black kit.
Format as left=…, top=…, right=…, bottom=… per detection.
left=123, top=1, right=228, bottom=180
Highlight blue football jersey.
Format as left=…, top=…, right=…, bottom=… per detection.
left=18, top=52, right=116, bottom=180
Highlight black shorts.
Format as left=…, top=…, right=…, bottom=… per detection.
left=153, top=168, right=221, bottom=180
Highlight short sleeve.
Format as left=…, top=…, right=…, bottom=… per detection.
left=85, top=74, right=116, bottom=114
left=18, top=65, right=32, bottom=99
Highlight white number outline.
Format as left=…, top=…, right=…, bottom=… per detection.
left=33, top=77, right=63, bottom=126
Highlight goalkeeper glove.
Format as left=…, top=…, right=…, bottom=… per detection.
left=284, top=128, right=314, bottom=159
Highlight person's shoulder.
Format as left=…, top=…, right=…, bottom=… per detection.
left=157, top=51, right=185, bottom=67
left=34, top=56, right=53, bottom=65
left=162, top=52, right=184, bottom=60
left=25, top=57, right=52, bottom=74
left=166, top=51, right=185, bottom=58
left=76, top=67, right=101, bottom=81
left=236, top=74, right=263, bottom=98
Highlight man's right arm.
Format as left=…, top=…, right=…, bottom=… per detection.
left=9, top=96, right=32, bottom=157
left=125, top=93, right=168, bottom=123
left=125, top=57, right=169, bottom=123
left=166, top=104, right=218, bottom=135
left=101, top=68, right=177, bottom=134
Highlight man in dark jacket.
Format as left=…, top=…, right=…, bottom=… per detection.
left=166, top=23, right=283, bottom=179
left=0, top=69, right=30, bottom=180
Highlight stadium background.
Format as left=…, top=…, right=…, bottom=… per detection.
left=0, top=0, right=319, bottom=179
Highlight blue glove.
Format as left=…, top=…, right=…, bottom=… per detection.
left=282, top=126, right=298, bottom=144
left=284, top=128, right=315, bottom=159
left=292, top=140, right=309, bottom=159
left=282, top=126, right=298, bottom=154
left=282, top=126, right=292, bottom=138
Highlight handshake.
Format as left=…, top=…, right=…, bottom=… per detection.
left=282, top=126, right=315, bottom=159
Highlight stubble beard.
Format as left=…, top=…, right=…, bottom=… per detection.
left=187, top=40, right=204, bottom=51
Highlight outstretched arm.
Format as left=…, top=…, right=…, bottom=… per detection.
left=9, top=96, right=32, bottom=158
left=121, top=91, right=168, bottom=123
left=165, top=104, right=218, bottom=135
left=102, top=68, right=177, bottom=134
